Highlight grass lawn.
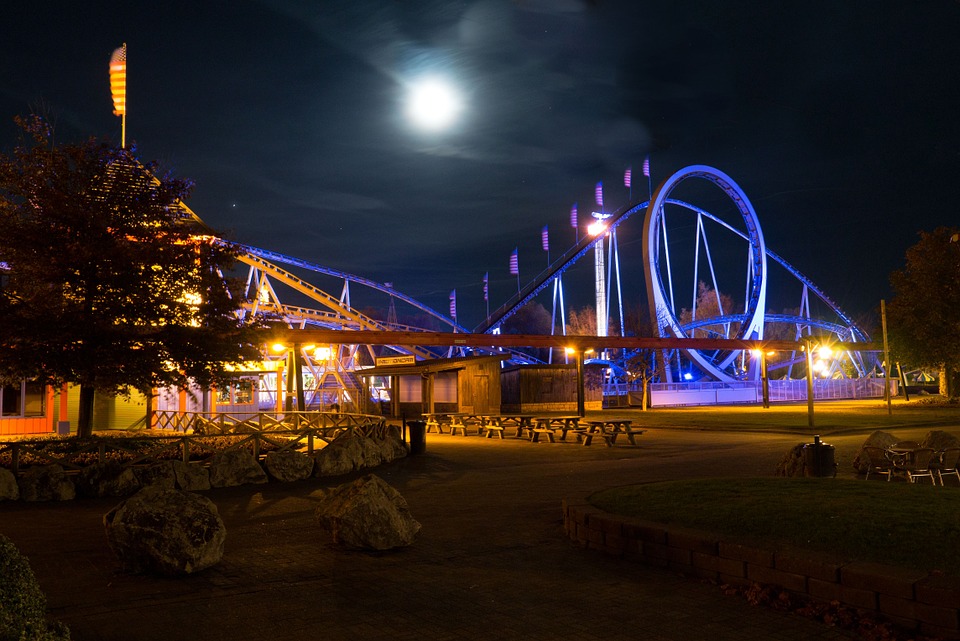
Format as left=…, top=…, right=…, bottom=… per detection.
left=589, top=477, right=960, bottom=576
left=587, top=397, right=960, bottom=436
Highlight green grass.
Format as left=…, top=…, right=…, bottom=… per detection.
left=589, top=477, right=960, bottom=576
left=587, top=397, right=960, bottom=435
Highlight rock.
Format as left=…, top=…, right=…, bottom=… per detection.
left=208, top=449, right=268, bottom=488
left=136, top=461, right=177, bottom=489
left=852, top=430, right=899, bottom=473
left=173, top=460, right=211, bottom=491
left=920, top=430, right=960, bottom=452
left=263, top=450, right=314, bottom=482
left=0, top=467, right=19, bottom=501
left=0, top=534, right=70, bottom=640
left=314, top=432, right=365, bottom=477
left=103, top=486, right=226, bottom=576
left=76, top=461, right=141, bottom=498
left=360, top=435, right=385, bottom=468
left=314, top=474, right=421, bottom=550
left=18, top=464, right=76, bottom=502
left=775, top=443, right=806, bottom=477
left=376, top=433, right=409, bottom=463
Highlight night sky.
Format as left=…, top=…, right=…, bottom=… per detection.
left=3, top=1, right=959, bottom=333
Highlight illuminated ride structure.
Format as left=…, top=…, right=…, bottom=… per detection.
left=213, top=165, right=871, bottom=410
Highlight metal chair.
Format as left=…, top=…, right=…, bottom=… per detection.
left=901, top=447, right=937, bottom=484
left=861, top=446, right=895, bottom=481
left=936, top=447, right=960, bottom=486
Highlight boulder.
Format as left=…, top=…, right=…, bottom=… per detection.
left=76, top=461, right=141, bottom=498
left=18, top=464, right=76, bottom=502
left=208, top=449, right=268, bottom=488
left=314, top=474, right=421, bottom=550
left=360, top=435, right=385, bottom=468
left=920, top=430, right=960, bottom=452
left=852, top=430, right=899, bottom=473
left=775, top=443, right=806, bottom=477
left=135, top=461, right=177, bottom=490
left=314, top=432, right=365, bottom=477
left=173, top=460, right=211, bottom=491
left=0, top=467, right=19, bottom=501
left=263, top=450, right=314, bottom=482
left=103, top=486, right=226, bottom=576
left=376, top=433, right=409, bottom=463
left=0, top=534, right=70, bottom=640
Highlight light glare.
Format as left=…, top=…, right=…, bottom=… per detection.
left=407, top=78, right=461, bottom=131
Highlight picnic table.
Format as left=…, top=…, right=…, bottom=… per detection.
left=528, top=416, right=581, bottom=442
left=579, top=419, right=646, bottom=447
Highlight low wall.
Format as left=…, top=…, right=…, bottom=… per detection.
left=562, top=496, right=960, bottom=640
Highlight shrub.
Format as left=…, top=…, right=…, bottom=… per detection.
left=0, top=534, right=69, bottom=640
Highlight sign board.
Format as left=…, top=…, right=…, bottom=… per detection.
left=375, top=355, right=416, bottom=367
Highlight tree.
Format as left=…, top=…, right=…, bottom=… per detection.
left=501, top=301, right=552, bottom=362
left=0, top=116, right=264, bottom=436
left=678, top=281, right=740, bottom=339
left=886, top=226, right=960, bottom=396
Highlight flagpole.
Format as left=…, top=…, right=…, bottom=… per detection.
left=109, top=43, right=128, bottom=149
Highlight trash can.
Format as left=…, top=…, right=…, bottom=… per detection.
left=803, top=435, right=836, bottom=477
left=406, top=420, right=427, bottom=455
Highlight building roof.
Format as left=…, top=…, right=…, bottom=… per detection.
left=357, top=354, right=508, bottom=378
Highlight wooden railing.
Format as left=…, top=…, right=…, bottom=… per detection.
left=0, top=412, right=391, bottom=475
left=152, top=410, right=383, bottom=434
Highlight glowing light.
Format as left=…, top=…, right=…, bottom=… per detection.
left=271, top=343, right=287, bottom=353
left=683, top=372, right=694, bottom=381
left=407, top=78, right=462, bottom=131
left=587, top=221, right=606, bottom=236
left=314, top=346, right=332, bottom=361
left=818, top=345, right=833, bottom=359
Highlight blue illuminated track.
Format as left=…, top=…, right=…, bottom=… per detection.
left=473, top=200, right=650, bottom=334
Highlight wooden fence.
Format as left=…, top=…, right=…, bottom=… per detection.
left=0, top=412, right=390, bottom=475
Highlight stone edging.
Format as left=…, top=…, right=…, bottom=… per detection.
left=562, top=495, right=960, bottom=640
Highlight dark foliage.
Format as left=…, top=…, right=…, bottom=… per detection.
left=0, top=115, right=265, bottom=435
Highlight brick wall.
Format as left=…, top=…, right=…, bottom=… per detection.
left=562, top=496, right=960, bottom=640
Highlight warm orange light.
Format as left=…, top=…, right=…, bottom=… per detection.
left=109, top=44, right=127, bottom=116
left=271, top=343, right=287, bottom=353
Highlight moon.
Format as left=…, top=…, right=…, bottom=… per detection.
left=406, top=78, right=462, bottom=131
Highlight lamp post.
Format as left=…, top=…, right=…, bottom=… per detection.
left=805, top=340, right=815, bottom=428
left=567, top=346, right=594, bottom=418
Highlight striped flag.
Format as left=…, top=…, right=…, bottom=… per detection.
left=482, top=272, right=488, bottom=302
left=109, top=43, right=127, bottom=116
left=509, top=249, right=519, bottom=276
left=595, top=182, right=603, bottom=206
left=642, top=156, right=650, bottom=177
left=449, top=290, right=457, bottom=320
left=541, top=225, right=549, bottom=252
left=624, top=167, right=632, bottom=188
left=570, top=203, right=578, bottom=228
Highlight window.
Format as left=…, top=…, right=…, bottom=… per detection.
left=217, top=380, right=256, bottom=405
left=1, top=381, right=45, bottom=418
left=234, top=380, right=254, bottom=404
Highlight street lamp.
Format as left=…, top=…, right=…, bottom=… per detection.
left=566, top=346, right=595, bottom=417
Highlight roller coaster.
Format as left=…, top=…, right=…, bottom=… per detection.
left=212, top=164, right=872, bottom=410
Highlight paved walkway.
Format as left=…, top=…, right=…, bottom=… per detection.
left=2, top=426, right=916, bottom=641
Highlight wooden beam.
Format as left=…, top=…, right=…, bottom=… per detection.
left=265, top=328, right=877, bottom=353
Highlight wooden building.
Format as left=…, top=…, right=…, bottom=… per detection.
left=358, top=355, right=507, bottom=419
left=500, top=363, right=603, bottom=413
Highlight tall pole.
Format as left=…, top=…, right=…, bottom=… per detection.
left=760, top=350, right=770, bottom=409
left=576, top=350, right=585, bottom=418
left=805, top=340, right=815, bottom=428
left=881, top=299, right=892, bottom=415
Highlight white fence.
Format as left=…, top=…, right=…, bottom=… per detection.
left=626, top=378, right=896, bottom=408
